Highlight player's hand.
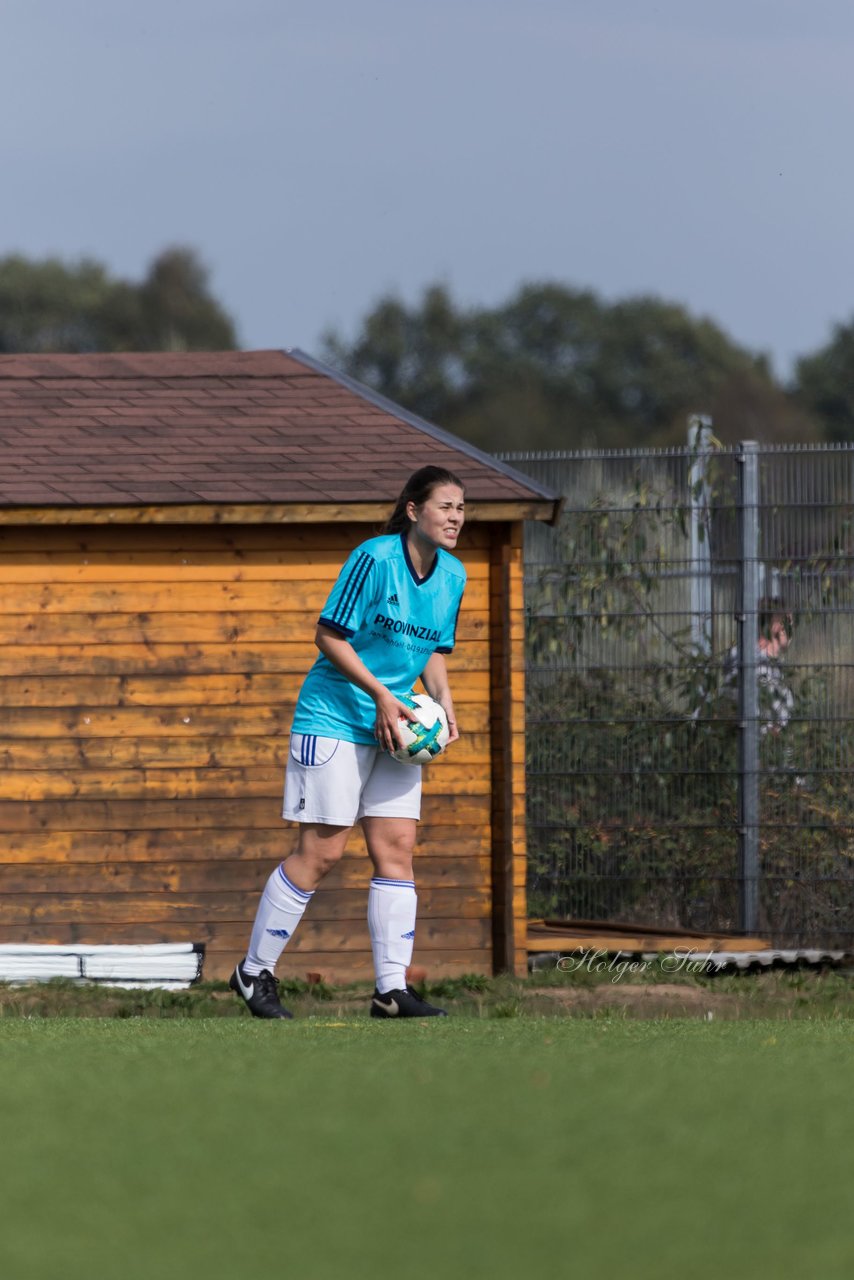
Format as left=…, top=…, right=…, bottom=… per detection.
left=434, top=697, right=459, bottom=745
left=373, top=689, right=419, bottom=752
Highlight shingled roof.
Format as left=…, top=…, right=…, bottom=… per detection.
left=0, top=349, right=557, bottom=521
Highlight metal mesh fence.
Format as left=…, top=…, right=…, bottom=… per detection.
left=500, top=442, right=854, bottom=947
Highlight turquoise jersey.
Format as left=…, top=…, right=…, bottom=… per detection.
left=292, top=532, right=466, bottom=744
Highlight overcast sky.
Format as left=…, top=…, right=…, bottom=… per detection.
left=2, top=0, right=853, bottom=380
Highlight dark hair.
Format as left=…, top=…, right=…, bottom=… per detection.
left=384, top=466, right=465, bottom=535
left=758, top=596, right=794, bottom=638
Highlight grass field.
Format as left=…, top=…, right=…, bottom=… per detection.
left=3, top=1014, right=854, bottom=1279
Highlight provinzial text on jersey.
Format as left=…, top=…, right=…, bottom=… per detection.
left=373, top=613, right=441, bottom=643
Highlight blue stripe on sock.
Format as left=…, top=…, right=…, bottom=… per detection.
left=370, top=878, right=416, bottom=888
left=277, top=865, right=314, bottom=900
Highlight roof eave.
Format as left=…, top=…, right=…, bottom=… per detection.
left=0, top=498, right=556, bottom=526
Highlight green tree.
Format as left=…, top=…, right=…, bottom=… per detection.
left=0, top=247, right=237, bottom=353
left=323, top=282, right=820, bottom=450
left=793, top=319, right=854, bottom=443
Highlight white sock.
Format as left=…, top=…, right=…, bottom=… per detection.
left=244, top=864, right=314, bottom=976
left=368, top=877, right=417, bottom=994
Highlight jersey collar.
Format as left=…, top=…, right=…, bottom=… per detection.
left=401, top=532, right=439, bottom=586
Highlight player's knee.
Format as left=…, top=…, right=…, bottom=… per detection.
left=295, top=826, right=349, bottom=881
left=371, top=833, right=415, bottom=877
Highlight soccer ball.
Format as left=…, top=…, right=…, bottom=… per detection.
left=389, top=693, right=450, bottom=764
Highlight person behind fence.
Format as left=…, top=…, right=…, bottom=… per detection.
left=721, top=596, right=795, bottom=736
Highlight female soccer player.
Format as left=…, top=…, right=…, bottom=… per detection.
left=230, top=465, right=467, bottom=1019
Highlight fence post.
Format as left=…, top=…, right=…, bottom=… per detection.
left=737, top=441, right=761, bottom=933
left=688, top=415, right=713, bottom=653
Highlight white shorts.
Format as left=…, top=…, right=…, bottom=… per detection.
left=283, top=734, right=422, bottom=826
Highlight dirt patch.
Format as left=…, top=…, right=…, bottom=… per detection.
left=527, top=982, right=738, bottom=1018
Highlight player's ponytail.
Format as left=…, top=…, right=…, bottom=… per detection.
left=384, top=466, right=465, bottom=534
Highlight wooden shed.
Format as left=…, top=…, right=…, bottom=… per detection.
left=0, top=350, right=557, bottom=981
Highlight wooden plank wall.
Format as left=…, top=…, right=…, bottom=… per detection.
left=489, top=523, right=528, bottom=976
left=0, top=520, right=515, bottom=982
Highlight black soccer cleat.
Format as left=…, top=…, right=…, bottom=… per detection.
left=370, top=986, right=448, bottom=1018
left=229, top=961, right=293, bottom=1019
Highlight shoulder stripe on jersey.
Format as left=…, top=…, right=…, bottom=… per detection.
left=332, top=552, right=375, bottom=629
left=335, top=552, right=373, bottom=627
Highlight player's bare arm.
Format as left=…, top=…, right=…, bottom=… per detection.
left=314, top=624, right=418, bottom=751
left=421, top=652, right=460, bottom=744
